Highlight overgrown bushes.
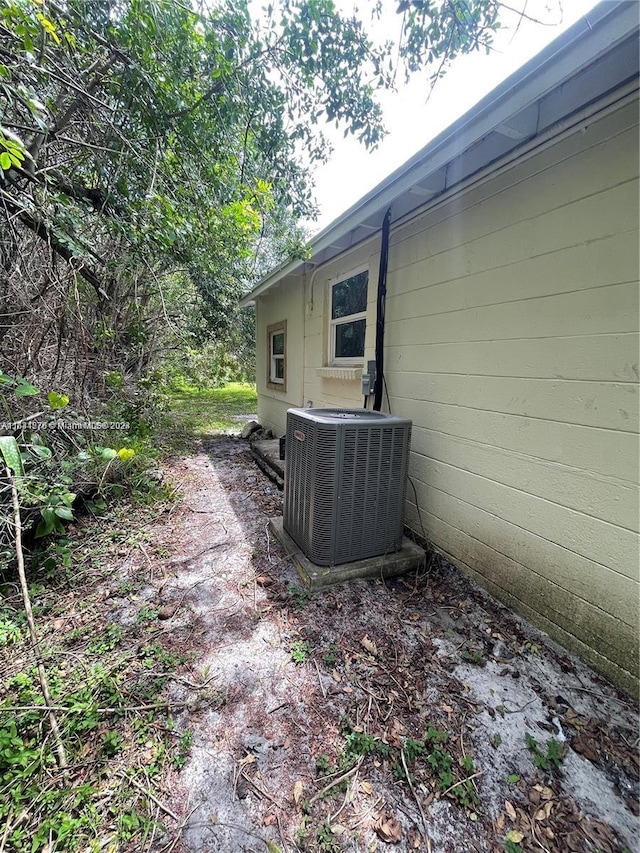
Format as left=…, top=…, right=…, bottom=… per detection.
left=0, top=370, right=169, bottom=575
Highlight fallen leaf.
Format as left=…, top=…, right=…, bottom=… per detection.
left=505, top=800, right=517, bottom=821
left=495, top=813, right=505, bottom=832
left=408, top=829, right=421, bottom=848
left=238, top=753, right=255, bottom=766
left=528, top=788, right=541, bottom=805
left=374, top=812, right=402, bottom=843
left=540, top=786, right=554, bottom=801
left=330, top=824, right=347, bottom=835
left=256, top=575, right=274, bottom=586
left=263, top=814, right=276, bottom=826
left=360, top=780, right=374, bottom=795
left=506, top=830, right=524, bottom=844
left=391, top=719, right=407, bottom=735
left=331, top=670, right=341, bottom=682
left=535, top=801, right=553, bottom=821
left=293, top=780, right=303, bottom=805
left=361, top=635, right=377, bottom=655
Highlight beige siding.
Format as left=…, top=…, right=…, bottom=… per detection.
left=385, top=98, right=639, bottom=692
left=303, top=243, right=378, bottom=411
left=254, top=96, right=639, bottom=692
left=256, top=280, right=305, bottom=434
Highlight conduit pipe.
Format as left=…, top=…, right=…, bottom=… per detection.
left=373, top=207, right=392, bottom=411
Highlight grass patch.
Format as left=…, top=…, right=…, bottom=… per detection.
left=0, top=497, right=199, bottom=853
left=163, top=382, right=257, bottom=449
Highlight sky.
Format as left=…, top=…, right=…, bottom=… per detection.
left=307, top=0, right=602, bottom=233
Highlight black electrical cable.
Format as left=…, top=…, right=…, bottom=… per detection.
left=373, top=208, right=392, bottom=411
left=384, top=373, right=392, bottom=414
left=407, top=472, right=428, bottom=545
left=382, top=374, right=427, bottom=542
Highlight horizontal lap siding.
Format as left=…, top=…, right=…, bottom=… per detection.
left=256, top=283, right=304, bottom=434
left=385, top=100, right=639, bottom=692
left=303, top=243, right=378, bottom=411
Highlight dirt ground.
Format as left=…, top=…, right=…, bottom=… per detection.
left=113, top=436, right=638, bottom=853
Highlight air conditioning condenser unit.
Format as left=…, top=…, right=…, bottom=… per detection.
left=283, top=407, right=412, bottom=566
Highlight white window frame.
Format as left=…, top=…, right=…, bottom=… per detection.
left=329, top=267, right=368, bottom=365
left=267, top=321, right=286, bottom=390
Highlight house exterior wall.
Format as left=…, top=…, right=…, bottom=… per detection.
left=255, top=96, right=639, bottom=692
left=255, top=280, right=305, bottom=432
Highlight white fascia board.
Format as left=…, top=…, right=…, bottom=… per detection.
left=239, top=260, right=306, bottom=306
left=240, top=0, right=637, bottom=307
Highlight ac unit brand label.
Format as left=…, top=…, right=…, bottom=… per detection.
left=294, top=430, right=306, bottom=442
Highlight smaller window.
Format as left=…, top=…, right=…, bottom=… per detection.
left=330, top=270, right=368, bottom=363
left=267, top=321, right=286, bottom=391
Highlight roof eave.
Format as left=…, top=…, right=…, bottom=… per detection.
left=240, top=0, right=638, bottom=307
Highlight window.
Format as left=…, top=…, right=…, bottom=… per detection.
left=267, top=320, right=286, bottom=390
left=330, top=270, right=368, bottom=363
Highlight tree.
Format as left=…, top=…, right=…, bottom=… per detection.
left=0, top=0, right=521, bottom=394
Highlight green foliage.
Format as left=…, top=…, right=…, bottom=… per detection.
left=291, top=640, right=312, bottom=664
left=0, top=435, right=23, bottom=475
left=316, top=820, right=341, bottom=853
left=0, top=618, right=21, bottom=646
left=322, top=642, right=339, bottom=666
left=87, top=622, right=123, bottom=654
left=315, top=753, right=333, bottom=775
left=171, top=730, right=193, bottom=770
left=343, top=731, right=376, bottom=763
left=324, top=716, right=479, bottom=811
left=0, top=371, right=176, bottom=573
left=0, top=0, right=511, bottom=407
left=138, top=642, right=184, bottom=671
left=524, top=733, right=564, bottom=771
left=47, top=392, right=70, bottom=410
left=461, top=648, right=485, bottom=665
left=101, top=730, right=122, bottom=756
left=287, top=583, right=313, bottom=609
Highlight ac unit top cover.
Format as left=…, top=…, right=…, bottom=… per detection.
left=286, top=407, right=410, bottom=427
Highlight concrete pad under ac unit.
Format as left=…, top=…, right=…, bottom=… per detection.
left=269, top=516, right=426, bottom=591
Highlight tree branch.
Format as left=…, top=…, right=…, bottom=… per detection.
left=1, top=194, right=109, bottom=299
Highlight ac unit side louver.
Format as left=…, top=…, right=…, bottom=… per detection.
left=283, top=407, right=412, bottom=566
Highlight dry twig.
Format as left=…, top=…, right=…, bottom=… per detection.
left=309, top=757, right=364, bottom=806
left=400, top=747, right=431, bottom=845
left=439, top=769, right=485, bottom=799
left=120, top=772, right=180, bottom=822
